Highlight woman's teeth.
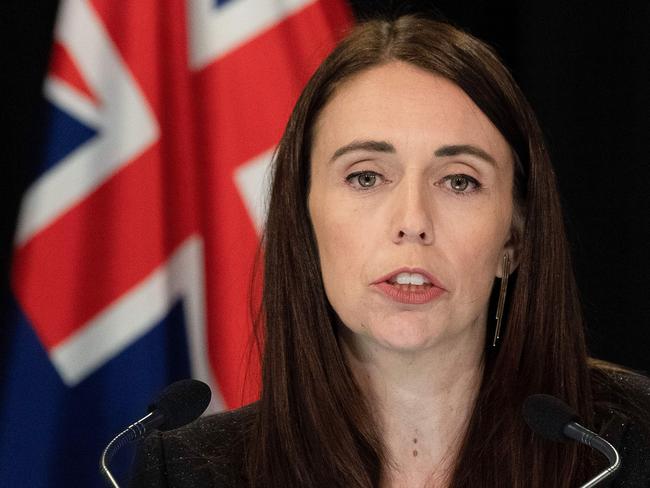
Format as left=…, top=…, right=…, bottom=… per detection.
left=390, top=272, right=431, bottom=286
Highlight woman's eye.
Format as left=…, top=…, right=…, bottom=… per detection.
left=442, top=174, right=481, bottom=194
left=346, top=171, right=383, bottom=189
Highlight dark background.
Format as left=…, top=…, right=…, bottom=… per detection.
left=3, top=1, right=649, bottom=370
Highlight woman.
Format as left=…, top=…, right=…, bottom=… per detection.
left=130, top=16, right=650, bottom=487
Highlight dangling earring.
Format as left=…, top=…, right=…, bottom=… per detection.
left=492, top=253, right=510, bottom=347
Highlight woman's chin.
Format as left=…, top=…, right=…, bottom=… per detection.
left=373, top=331, right=441, bottom=353
left=363, top=319, right=448, bottom=353
left=337, top=315, right=457, bottom=356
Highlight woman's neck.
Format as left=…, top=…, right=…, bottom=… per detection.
left=340, top=328, right=485, bottom=487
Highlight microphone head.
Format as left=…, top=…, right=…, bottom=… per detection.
left=148, top=379, right=211, bottom=431
left=522, top=394, right=579, bottom=443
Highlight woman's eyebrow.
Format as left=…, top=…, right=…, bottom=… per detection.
left=329, top=140, right=395, bottom=163
left=434, top=144, right=497, bottom=166
left=328, top=141, right=497, bottom=166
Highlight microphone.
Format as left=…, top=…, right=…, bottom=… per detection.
left=523, top=394, right=621, bottom=488
left=100, top=379, right=211, bottom=488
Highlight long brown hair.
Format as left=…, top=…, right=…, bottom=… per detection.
left=247, top=16, right=596, bottom=487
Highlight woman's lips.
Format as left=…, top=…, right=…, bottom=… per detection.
left=373, top=281, right=445, bottom=304
left=371, top=267, right=446, bottom=305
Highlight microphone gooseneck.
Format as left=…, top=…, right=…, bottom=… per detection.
left=523, top=394, right=621, bottom=488
left=100, top=379, right=211, bottom=488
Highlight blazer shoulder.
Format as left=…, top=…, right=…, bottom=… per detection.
left=591, top=363, right=650, bottom=414
left=129, top=402, right=257, bottom=488
left=590, top=364, right=650, bottom=487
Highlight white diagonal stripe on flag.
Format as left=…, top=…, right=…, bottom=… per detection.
left=50, top=235, right=223, bottom=412
left=43, top=76, right=101, bottom=129
left=15, top=0, right=159, bottom=245
left=233, top=148, right=274, bottom=233
left=188, top=0, right=316, bottom=69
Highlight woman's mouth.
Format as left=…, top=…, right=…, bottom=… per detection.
left=372, top=269, right=446, bottom=304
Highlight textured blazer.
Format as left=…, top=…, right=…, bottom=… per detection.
left=129, top=374, right=650, bottom=487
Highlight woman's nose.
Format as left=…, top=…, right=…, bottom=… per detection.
left=391, top=180, right=434, bottom=245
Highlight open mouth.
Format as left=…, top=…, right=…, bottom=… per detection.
left=374, top=270, right=445, bottom=304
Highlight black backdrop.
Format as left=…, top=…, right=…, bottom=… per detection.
left=3, top=1, right=649, bottom=371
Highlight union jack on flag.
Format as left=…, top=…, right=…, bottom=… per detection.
left=1, top=0, right=351, bottom=485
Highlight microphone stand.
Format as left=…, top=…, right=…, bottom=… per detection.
left=100, top=411, right=161, bottom=488
left=99, top=379, right=211, bottom=487
left=565, top=423, right=621, bottom=488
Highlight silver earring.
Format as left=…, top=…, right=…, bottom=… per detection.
left=492, top=253, right=510, bottom=347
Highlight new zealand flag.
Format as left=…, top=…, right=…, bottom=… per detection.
left=1, top=1, right=351, bottom=485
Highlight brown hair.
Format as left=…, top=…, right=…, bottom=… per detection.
left=247, top=16, right=595, bottom=487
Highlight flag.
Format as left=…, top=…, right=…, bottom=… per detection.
left=0, top=0, right=352, bottom=486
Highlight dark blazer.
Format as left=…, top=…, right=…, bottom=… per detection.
left=129, top=373, right=650, bottom=487
left=129, top=403, right=254, bottom=487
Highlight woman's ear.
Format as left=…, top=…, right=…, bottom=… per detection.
left=497, top=249, right=515, bottom=279
left=498, top=209, right=524, bottom=278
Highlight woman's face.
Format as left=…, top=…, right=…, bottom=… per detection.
left=308, top=61, right=516, bottom=354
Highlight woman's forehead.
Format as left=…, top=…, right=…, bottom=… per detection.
left=311, top=61, right=512, bottom=169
